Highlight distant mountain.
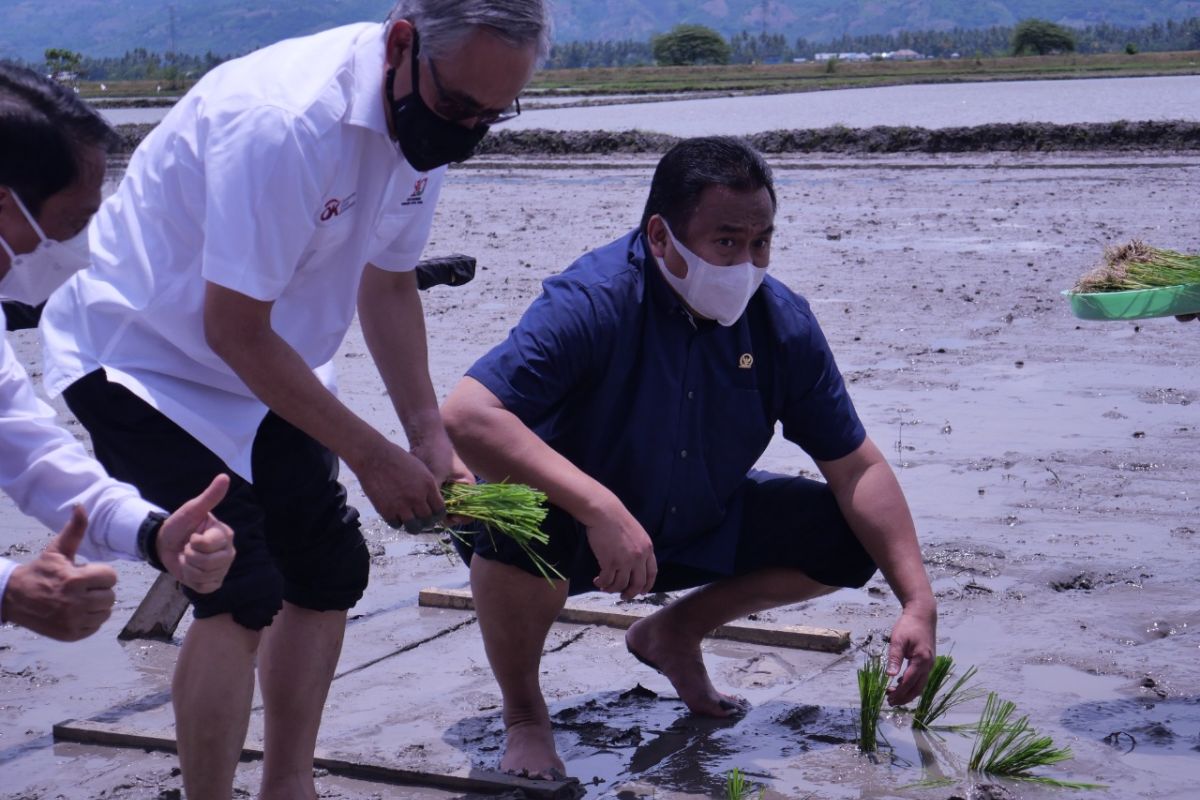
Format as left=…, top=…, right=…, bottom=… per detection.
left=3, top=1, right=1200, bottom=62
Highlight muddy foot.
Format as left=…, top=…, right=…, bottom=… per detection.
left=499, top=719, right=566, bottom=781
left=625, top=616, right=748, bottom=718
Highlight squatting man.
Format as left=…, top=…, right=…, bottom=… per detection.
left=445, top=136, right=938, bottom=779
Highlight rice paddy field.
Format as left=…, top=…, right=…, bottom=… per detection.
left=1, top=150, right=1198, bottom=799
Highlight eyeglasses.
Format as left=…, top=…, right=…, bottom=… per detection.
left=416, top=31, right=521, bottom=127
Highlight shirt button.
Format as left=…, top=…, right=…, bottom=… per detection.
left=687, top=391, right=695, bottom=400
left=680, top=449, right=688, bottom=459
left=670, top=506, right=678, bottom=514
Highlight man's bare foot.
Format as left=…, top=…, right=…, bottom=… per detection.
left=625, top=614, right=747, bottom=717
left=499, top=719, right=566, bottom=780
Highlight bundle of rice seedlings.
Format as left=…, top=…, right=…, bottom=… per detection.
left=441, top=482, right=563, bottom=582
left=724, top=767, right=763, bottom=800
left=913, top=655, right=983, bottom=730
left=858, top=654, right=892, bottom=753
left=968, top=693, right=1100, bottom=789
left=1073, top=240, right=1200, bottom=293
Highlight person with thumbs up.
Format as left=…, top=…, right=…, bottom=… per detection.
left=2, top=507, right=118, bottom=641
left=0, top=64, right=237, bottom=641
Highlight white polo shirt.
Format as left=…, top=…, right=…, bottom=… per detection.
left=0, top=318, right=159, bottom=616
left=40, top=23, right=444, bottom=480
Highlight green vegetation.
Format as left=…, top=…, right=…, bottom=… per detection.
left=43, top=48, right=81, bottom=76
left=724, top=767, right=763, bottom=800
left=857, top=655, right=892, bottom=753
left=1074, top=241, right=1200, bottom=293
left=1012, top=19, right=1078, bottom=56
left=968, top=693, right=1099, bottom=788
left=525, top=49, right=1200, bottom=97
left=652, top=24, right=730, bottom=66
left=440, top=482, right=562, bottom=581
left=913, top=655, right=983, bottom=730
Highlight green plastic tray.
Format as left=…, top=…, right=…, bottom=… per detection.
left=1065, top=283, right=1200, bottom=321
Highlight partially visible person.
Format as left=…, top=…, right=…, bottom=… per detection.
left=37, top=1, right=549, bottom=797
left=0, top=63, right=236, bottom=642
left=444, top=137, right=937, bottom=779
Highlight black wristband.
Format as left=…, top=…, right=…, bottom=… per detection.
left=136, top=511, right=169, bottom=572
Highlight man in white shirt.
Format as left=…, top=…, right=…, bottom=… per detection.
left=40, top=2, right=549, bottom=798
left=0, top=64, right=236, bottom=640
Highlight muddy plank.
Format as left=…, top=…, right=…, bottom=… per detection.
left=118, top=573, right=190, bottom=641
left=418, top=587, right=850, bottom=652
left=53, top=719, right=582, bottom=799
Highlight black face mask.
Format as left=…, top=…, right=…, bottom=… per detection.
left=386, top=29, right=489, bottom=172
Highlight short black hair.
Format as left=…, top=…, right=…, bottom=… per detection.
left=640, top=136, right=777, bottom=237
left=0, top=62, right=119, bottom=216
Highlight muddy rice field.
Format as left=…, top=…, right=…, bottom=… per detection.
left=1, top=150, right=1198, bottom=799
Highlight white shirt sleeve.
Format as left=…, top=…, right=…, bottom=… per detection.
left=0, top=556, right=16, bottom=620
left=0, top=334, right=160, bottom=563
left=200, top=105, right=324, bottom=301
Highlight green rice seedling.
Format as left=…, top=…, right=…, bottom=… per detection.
left=724, top=767, right=763, bottom=800
left=441, top=482, right=564, bottom=582
left=913, top=654, right=983, bottom=730
left=1073, top=240, right=1200, bottom=293
left=968, top=693, right=1102, bottom=789
left=857, top=654, right=892, bottom=753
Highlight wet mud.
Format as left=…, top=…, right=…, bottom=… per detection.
left=112, top=120, right=1200, bottom=158
left=3, top=151, right=1199, bottom=799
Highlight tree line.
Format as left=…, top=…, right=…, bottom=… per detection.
left=547, top=16, right=1200, bottom=68
left=10, top=15, right=1200, bottom=81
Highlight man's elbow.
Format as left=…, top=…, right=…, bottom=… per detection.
left=203, top=318, right=239, bottom=363
left=443, top=381, right=493, bottom=449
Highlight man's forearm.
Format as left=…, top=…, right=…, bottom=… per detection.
left=444, top=379, right=622, bottom=526
left=822, top=440, right=934, bottom=610
left=358, top=266, right=442, bottom=444
left=840, top=465, right=933, bottom=608
left=215, top=324, right=381, bottom=467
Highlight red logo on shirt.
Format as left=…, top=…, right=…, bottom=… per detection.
left=318, top=193, right=357, bottom=223
left=401, top=178, right=429, bottom=208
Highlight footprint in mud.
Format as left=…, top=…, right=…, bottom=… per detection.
left=1061, top=696, right=1200, bottom=756
left=772, top=703, right=857, bottom=746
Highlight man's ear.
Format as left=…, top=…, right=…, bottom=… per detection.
left=646, top=214, right=669, bottom=259
left=385, top=19, right=416, bottom=69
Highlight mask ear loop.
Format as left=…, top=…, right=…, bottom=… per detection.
left=8, top=191, right=50, bottom=243
left=0, top=189, right=46, bottom=263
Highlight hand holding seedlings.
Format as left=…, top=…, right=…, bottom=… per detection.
left=883, top=602, right=937, bottom=706
left=354, top=439, right=446, bottom=533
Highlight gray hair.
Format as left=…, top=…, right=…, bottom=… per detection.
left=387, top=0, right=552, bottom=60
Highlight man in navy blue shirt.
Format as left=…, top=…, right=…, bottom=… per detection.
left=444, top=137, right=936, bottom=779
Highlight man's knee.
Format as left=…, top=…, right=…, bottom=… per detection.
left=280, top=528, right=371, bottom=612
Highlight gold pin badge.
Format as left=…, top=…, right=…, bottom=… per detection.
left=739, top=353, right=754, bottom=370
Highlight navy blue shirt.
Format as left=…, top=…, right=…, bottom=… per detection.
left=468, top=230, right=866, bottom=572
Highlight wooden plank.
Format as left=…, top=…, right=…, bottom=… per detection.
left=418, top=587, right=850, bottom=653
left=53, top=719, right=583, bottom=800
left=118, top=573, right=190, bottom=641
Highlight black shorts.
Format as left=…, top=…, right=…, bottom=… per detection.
left=455, top=470, right=877, bottom=595
left=63, top=369, right=370, bottom=630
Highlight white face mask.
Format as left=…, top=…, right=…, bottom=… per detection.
left=653, top=221, right=767, bottom=327
left=0, top=190, right=92, bottom=305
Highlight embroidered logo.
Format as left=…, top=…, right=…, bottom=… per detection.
left=318, top=192, right=357, bottom=223
left=401, top=177, right=429, bottom=207
left=739, top=353, right=754, bottom=370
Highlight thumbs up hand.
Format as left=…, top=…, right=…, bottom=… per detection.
left=156, top=475, right=236, bottom=595
left=1, top=506, right=119, bottom=641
